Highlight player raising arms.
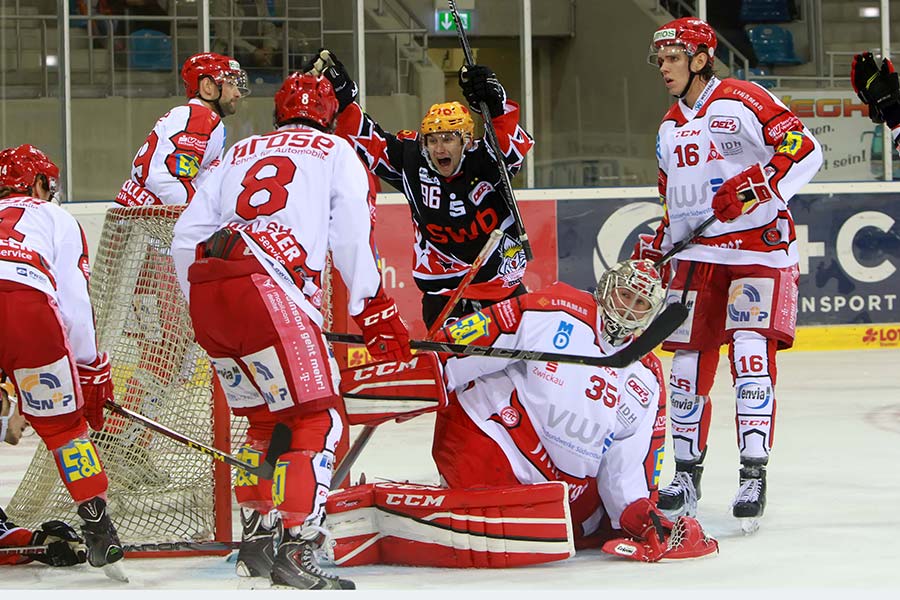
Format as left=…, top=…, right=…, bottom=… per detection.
left=326, top=260, right=718, bottom=566
left=0, top=145, right=125, bottom=580
left=172, top=72, right=412, bottom=590
left=634, top=18, right=822, bottom=532
left=305, top=49, right=534, bottom=328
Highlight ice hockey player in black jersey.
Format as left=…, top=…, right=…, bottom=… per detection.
left=305, top=49, right=535, bottom=328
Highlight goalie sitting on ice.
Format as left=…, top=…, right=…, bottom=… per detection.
left=326, top=259, right=718, bottom=566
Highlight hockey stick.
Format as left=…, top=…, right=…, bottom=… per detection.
left=332, top=231, right=503, bottom=488
left=104, top=400, right=292, bottom=480
left=447, top=0, right=533, bottom=261
left=326, top=302, right=686, bottom=369
left=653, top=190, right=755, bottom=267
left=426, top=228, right=504, bottom=338
left=0, top=540, right=240, bottom=558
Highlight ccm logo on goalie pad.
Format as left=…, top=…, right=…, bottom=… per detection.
left=385, top=493, right=446, bottom=507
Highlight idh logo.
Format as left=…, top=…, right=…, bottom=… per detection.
left=862, top=327, right=900, bottom=347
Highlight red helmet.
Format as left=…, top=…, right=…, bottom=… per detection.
left=648, top=17, right=717, bottom=65
left=273, top=73, right=339, bottom=129
left=181, top=52, right=249, bottom=99
left=0, top=144, right=59, bottom=197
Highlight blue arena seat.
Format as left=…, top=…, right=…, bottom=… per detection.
left=748, top=25, right=803, bottom=65
left=734, top=67, right=776, bottom=89
left=128, top=29, right=173, bottom=71
left=740, top=0, right=792, bottom=23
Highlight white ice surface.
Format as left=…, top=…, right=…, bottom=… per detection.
left=2, top=349, right=898, bottom=599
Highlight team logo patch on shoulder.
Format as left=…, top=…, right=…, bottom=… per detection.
left=173, top=153, right=200, bottom=177
left=447, top=311, right=492, bottom=344
left=776, top=131, right=805, bottom=156
left=397, top=129, right=418, bottom=141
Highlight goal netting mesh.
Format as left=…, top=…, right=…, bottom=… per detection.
left=5, top=205, right=336, bottom=549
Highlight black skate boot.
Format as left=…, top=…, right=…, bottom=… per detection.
left=77, top=497, right=128, bottom=582
left=235, top=508, right=278, bottom=578
left=732, top=460, right=767, bottom=535
left=270, top=531, right=355, bottom=590
left=657, top=460, right=703, bottom=518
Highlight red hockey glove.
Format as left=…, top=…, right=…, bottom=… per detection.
left=711, top=163, right=775, bottom=223
left=601, top=498, right=718, bottom=562
left=851, top=52, right=900, bottom=127
left=631, top=234, right=670, bottom=285
left=353, top=294, right=413, bottom=362
left=77, top=353, right=113, bottom=431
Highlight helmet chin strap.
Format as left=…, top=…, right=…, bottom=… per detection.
left=674, top=54, right=702, bottom=99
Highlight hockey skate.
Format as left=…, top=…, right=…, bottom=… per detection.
left=77, top=497, right=128, bottom=582
left=270, top=529, right=354, bottom=590
left=235, top=509, right=279, bottom=578
left=657, top=461, right=703, bottom=518
left=732, top=461, right=767, bottom=535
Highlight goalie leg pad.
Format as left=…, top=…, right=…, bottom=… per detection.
left=325, top=481, right=575, bottom=568
left=339, top=351, right=449, bottom=427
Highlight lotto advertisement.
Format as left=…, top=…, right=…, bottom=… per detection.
left=555, top=192, right=900, bottom=350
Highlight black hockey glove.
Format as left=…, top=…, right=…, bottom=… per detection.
left=458, top=64, right=507, bottom=118
left=851, top=52, right=900, bottom=127
left=303, top=48, right=359, bottom=113
left=30, top=520, right=86, bottom=567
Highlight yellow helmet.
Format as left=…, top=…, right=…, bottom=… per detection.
left=420, top=102, right=475, bottom=138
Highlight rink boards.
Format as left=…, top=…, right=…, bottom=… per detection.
left=66, top=181, right=900, bottom=352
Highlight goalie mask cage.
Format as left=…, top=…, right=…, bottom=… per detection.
left=5, top=205, right=348, bottom=556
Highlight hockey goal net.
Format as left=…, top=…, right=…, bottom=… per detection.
left=5, top=205, right=348, bottom=553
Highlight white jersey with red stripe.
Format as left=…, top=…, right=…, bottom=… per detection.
left=171, top=124, right=382, bottom=327
left=652, top=77, right=823, bottom=268
left=436, top=282, right=665, bottom=527
left=116, top=99, right=226, bottom=206
left=0, top=194, right=98, bottom=363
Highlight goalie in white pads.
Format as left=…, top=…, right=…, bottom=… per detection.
left=172, top=72, right=412, bottom=590
left=0, top=145, right=125, bottom=579
left=326, top=260, right=718, bottom=565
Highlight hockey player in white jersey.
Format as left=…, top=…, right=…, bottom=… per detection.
left=325, top=260, right=718, bottom=566
left=0, top=145, right=125, bottom=579
left=172, top=72, right=412, bottom=590
left=116, top=51, right=248, bottom=207
left=109, top=52, right=248, bottom=464
left=633, top=17, right=823, bottom=532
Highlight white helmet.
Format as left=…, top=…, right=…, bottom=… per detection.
left=594, top=259, right=666, bottom=345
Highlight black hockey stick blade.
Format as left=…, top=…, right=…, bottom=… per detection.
left=257, top=422, right=293, bottom=480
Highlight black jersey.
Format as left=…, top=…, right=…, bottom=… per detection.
left=335, top=101, right=534, bottom=301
